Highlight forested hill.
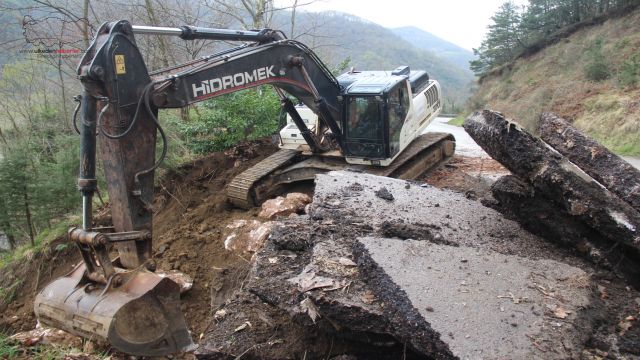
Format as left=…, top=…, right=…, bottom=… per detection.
left=273, top=11, right=475, bottom=108
left=392, top=26, right=476, bottom=71
left=469, top=5, right=640, bottom=156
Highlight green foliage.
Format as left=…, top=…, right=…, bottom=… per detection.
left=584, top=38, right=611, bottom=81
left=331, top=56, right=352, bottom=75
left=618, top=52, right=640, bottom=87
left=0, top=217, right=76, bottom=270
left=471, top=1, right=526, bottom=75
left=0, top=122, right=80, bottom=249
left=172, top=87, right=281, bottom=154
left=0, top=333, right=20, bottom=358
left=0, top=57, right=82, bottom=253
left=0, top=279, right=23, bottom=305
left=447, top=117, right=465, bottom=127
left=472, top=0, right=640, bottom=75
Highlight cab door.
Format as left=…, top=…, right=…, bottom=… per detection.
left=386, top=81, right=410, bottom=158
left=343, top=95, right=385, bottom=159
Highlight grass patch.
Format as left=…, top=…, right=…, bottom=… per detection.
left=0, top=333, right=20, bottom=358
left=447, top=117, right=465, bottom=127
left=605, top=140, right=640, bottom=156
left=0, top=332, right=102, bottom=360
left=0, top=279, right=23, bottom=305
left=0, top=215, right=78, bottom=270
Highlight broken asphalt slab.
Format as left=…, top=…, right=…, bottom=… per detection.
left=198, top=170, right=640, bottom=359
left=356, top=237, right=591, bottom=359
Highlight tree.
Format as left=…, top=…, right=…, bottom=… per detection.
left=471, top=1, right=525, bottom=74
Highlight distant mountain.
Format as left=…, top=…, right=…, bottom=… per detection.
left=274, top=11, right=475, bottom=106
left=392, top=26, right=475, bottom=71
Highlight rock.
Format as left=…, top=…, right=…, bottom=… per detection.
left=156, top=270, right=194, bottom=294
left=259, top=192, right=312, bottom=219
left=224, top=219, right=275, bottom=253
left=374, top=187, right=394, bottom=201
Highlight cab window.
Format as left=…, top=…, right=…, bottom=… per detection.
left=347, top=97, right=381, bottom=140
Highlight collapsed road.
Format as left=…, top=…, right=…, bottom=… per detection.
left=196, top=167, right=640, bottom=359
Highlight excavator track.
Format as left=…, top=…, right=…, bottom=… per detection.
left=226, top=133, right=455, bottom=209
left=227, top=148, right=300, bottom=209
left=368, top=132, right=455, bottom=179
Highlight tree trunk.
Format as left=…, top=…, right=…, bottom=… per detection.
left=83, top=0, right=90, bottom=49
left=144, top=0, right=173, bottom=68
left=0, top=127, right=7, bottom=146
left=23, top=186, right=35, bottom=246
left=539, top=112, right=640, bottom=212
left=464, top=110, right=640, bottom=251
left=57, top=52, right=70, bottom=132
left=290, top=0, right=298, bottom=37
left=0, top=205, right=15, bottom=250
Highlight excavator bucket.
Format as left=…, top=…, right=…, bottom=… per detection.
left=34, top=263, right=195, bottom=356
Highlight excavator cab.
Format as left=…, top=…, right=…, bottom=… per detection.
left=340, top=71, right=413, bottom=162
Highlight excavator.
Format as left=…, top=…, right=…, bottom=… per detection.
left=33, top=20, right=455, bottom=356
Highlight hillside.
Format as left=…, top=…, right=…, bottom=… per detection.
left=468, top=7, right=640, bottom=155
left=275, top=11, right=475, bottom=107
left=392, top=26, right=475, bottom=71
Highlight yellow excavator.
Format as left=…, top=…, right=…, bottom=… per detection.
left=34, top=20, right=454, bottom=356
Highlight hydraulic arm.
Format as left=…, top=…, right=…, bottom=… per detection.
left=34, top=19, right=346, bottom=356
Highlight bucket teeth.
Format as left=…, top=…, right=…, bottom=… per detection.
left=34, top=264, right=195, bottom=357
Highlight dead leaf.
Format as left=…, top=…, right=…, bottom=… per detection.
left=300, top=298, right=320, bottom=323
left=324, top=279, right=351, bottom=291
left=214, top=309, right=227, bottom=321
left=553, top=306, right=570, bottom=319
left=298, top=272, right=336, bottom=292
left=498, top=292, right=528, bottom=304
left=361, top=292, right=376, bottom=304
left=337, top=257, right=357, bottom=267
left=597, top=285, right=609, bottom=299
left=234, top=321, right=252, bottom=333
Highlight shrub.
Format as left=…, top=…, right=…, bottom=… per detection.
left=618, top=52, right=640, bottom=88
left=173, top=87, right=281, bottom=154
left=584, top=38, right=611, bottom=82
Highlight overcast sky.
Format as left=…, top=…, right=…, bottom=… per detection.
left=282, top=0, right=525, bottom=51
